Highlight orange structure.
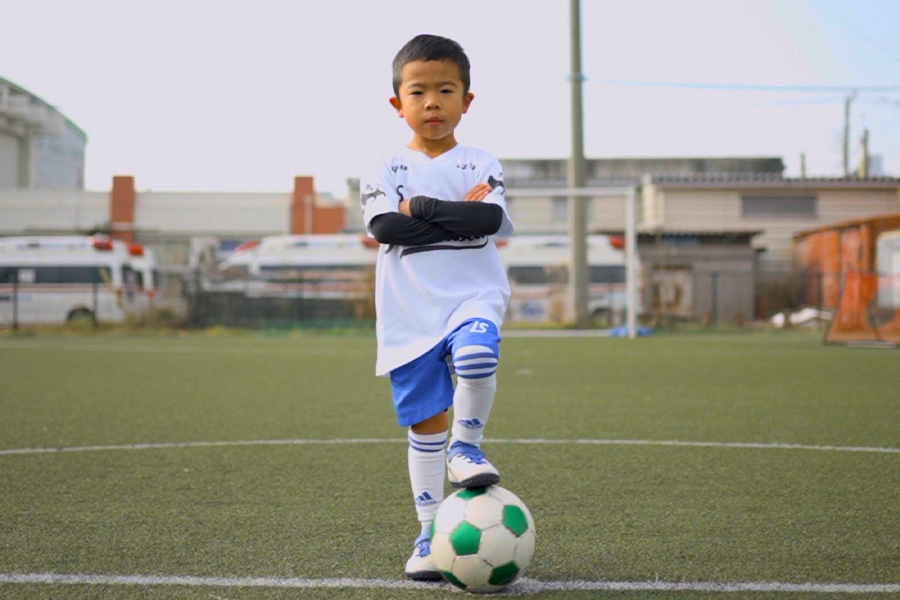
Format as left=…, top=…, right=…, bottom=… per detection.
left=794, top=214, right=900, bottom=346
left=290, top=176, right=346, bottom=235
left=110, top=175, right=137, bottom=244
left=828, top=269, right=900, bottom=345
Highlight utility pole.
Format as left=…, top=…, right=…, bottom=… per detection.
left=568, top=0, right=588, bottom=327
left=843, top=93, right=855, bottom=177
left=800, top=152, right=807, bottom=178
left=860, top=128, right=870, bottom=178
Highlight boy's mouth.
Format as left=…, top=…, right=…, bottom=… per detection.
left=425, top=117, right=443, bottom=124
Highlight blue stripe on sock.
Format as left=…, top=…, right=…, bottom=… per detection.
left=453, top=352, right=497, bottom=362
left=408, top=434, right=447, bottom=454
left=455, top=362, right=496, bottom=370
left=456, top=371, right=496, bottom=379
left=409, top=445, right=445, bottom=453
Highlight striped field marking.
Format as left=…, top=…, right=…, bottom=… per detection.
left=1, top=437, right=898, bottom=457
left=0, top=573, right=896, bottom=595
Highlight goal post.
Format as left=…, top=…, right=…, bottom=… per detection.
left=503, top=186, right=640, bottom=338
left=825, top=269, right=900, bottom=347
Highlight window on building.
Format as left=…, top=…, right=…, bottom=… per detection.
left=506, top=163, right=534, bottom=178
left=741, top=195, right=817, bottom=218
left=552, top=196, right=595, bottom=223
left=551, top=196, right=567, bottom=221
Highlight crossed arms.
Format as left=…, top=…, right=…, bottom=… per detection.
left=369, top=183, right=503, bottom=246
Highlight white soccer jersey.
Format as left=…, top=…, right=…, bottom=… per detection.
left=361, top=144, right=515, bottom=376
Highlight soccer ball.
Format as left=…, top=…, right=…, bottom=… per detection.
left=430, top=485, right=536, bottom=593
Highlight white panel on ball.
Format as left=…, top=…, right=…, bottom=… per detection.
left=463, top=495, right=505, bottom=529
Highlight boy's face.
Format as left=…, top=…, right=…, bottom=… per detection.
left=390, top=59, right=474, bottom=155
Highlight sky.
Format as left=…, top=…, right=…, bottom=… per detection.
left=3, top=0, right=899, bottom=196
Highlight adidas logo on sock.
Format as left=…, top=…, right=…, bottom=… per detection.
left=415, top=491, right=439, bottom=507
left=457, top=418, right=484, bottom=430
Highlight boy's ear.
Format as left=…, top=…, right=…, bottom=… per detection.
left=389, top=96, right=403, bottom=117
left=462, top=92, right=474, bottom=114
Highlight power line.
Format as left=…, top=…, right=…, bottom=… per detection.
left=811, top=0, right=900, bottom=63
left=587, top=79, right=900, bottom=93
left=857, top=96, right=900, bottom=108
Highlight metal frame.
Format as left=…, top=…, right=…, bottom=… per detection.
left=506, top=186, right=639, bottom=339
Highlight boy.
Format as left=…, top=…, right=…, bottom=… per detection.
left=360, top=34, right=514, bottom=580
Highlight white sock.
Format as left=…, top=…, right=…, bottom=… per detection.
left=407, top=430, right=448, bottom=532
left=450, top=374, right=497, bottom=447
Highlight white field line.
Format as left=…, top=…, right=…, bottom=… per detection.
left=0, top=573, right=897, bottom=595
left=1, top=437, right=898, bottom=457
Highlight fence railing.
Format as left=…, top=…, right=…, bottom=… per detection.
left=2, top=268, right=843, bottom=330
left=1, top=279, right=128, bottom=330
left=185, top=271, right=375, bottom=329
left=639, top=268, right=844, bottom=327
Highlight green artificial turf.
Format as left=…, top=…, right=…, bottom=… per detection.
left=0, top=332, right=897, bottom=599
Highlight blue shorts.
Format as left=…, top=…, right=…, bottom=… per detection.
left=389, top=319, right=501, bottom=427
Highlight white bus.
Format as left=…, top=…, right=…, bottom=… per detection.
left=205, top=233, right=636, bottom=325
left=208, top=234, right=378, bottom=299
left=0, top=235, right=153, bottom=326
left=499, top=235, right=635, bottom=325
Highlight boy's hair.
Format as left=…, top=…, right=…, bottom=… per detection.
left=392, top=34, right=471, bottom=96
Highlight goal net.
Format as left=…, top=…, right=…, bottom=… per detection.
left=825, top=269, right=900, bottom=347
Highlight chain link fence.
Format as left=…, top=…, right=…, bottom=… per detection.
left=183, top=269, right=376, bottom=330
left=0, top=279, right=149, bottom=330
left=177, top=268, right=829, bottom=330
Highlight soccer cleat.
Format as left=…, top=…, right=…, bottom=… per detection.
left=405, top=532, right=443, bottom=581
left=446, top=441, right=500, bottom=489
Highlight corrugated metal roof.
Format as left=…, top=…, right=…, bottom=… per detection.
left=502, top=173, right=900, bottom=189
left=649, top=173, right=900, bottom=188
left=592, top=228, right=763, bottom=241
left=793, top=212, right=900, bottom=241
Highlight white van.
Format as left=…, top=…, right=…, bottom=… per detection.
left=208, top=234, right=378, bottom=299
left=0, top=235, right=152, bottom=325
left=499, top=235, right=634, bottom=324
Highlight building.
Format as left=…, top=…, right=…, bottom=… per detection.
left=503, top=156, right=785, bottom=186
left=642, top=174, right=900, bottom=271
left=494, top=156, right=786, bottom=236
left=642, top=174, right=900, bottom=318
left=0, top=77, right=86, bottom=189
left=495, top=158, right=900, bottom=319
left=0, top=175, right=348, bottom=269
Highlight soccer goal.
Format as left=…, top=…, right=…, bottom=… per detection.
left=825, top=269, right=900, bottom=347
left=501, top=185, right=640, bottom=337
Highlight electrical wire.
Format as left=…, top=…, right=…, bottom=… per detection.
left=586, top=79, right=900, bottom=93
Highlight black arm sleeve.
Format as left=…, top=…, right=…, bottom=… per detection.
left=369, top=213, right=457, bottom=246
left=409, top=196, right=504, bottom=238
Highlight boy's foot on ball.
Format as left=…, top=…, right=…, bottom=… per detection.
left=446, top=441, right=500, bottom=489
left=405, top=533, right=442, bottom=581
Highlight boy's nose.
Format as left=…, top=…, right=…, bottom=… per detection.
left=425, top=94, right=441, bottom=109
